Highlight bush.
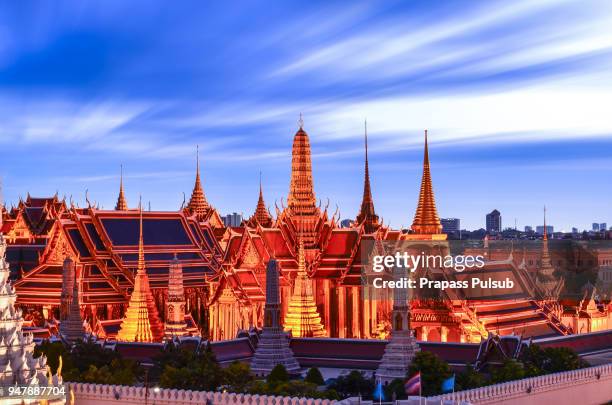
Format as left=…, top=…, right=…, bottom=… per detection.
left=408, top=351, right=452, bottom=396
left=267, top=364, right=289, bottom=386
left=304, top=367, right=325, bottom=386
left=329, top=370, right=374, bottom=399
left=224, top=361, right=254, bottom=392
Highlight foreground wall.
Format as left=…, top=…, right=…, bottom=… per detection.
left=424, top=363, right=612, bottom=405
left=67, top=383, right=335, bottom=405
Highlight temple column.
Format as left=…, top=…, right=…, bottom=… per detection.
left=337, top=285, right=345, bottom=338
left=323, top=279, right=331, bottom=335
left=352, top=286, right=359, bottom=338
left=421, top=326, right=429, bottom=341
left=371, top=296, right=377, bottom=337
left=441, top=326, right=448, bottom=342
left=363, top=289, right=371, bottom=338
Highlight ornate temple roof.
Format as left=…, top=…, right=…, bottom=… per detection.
left=115, top=165, right=128, bottom=211
left=410, top=130, right=443, bottom=236
left=187, top=146, right=209, bottom=216
left=247, top=175, right=273, bottom=228
left=12, top=204, right=223, bottom=306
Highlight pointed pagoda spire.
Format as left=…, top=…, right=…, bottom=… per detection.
left=164, top=253, right=188, bottom=338
left=60, top=258, right=85, bottom=344
left=249, top=172, right=273, bottom=227
left=537, top=205, right=561, bottom=298
left=283, top=239, right=325, bottom=337
left=411, top=130, right=443, bottom=235
left=286, top=115, right=319, bottom=246
left=117, top=199, right=164, bottom=342
left=187, top=145, right=209, bottom=216
left=251, top=259, right=300, bottom=376
left=115, top=164, right=128, bottom=211
left=356, top=120, right=380, bottom=233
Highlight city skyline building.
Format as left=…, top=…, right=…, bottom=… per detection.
left=486, top=209, right=502, bottom=233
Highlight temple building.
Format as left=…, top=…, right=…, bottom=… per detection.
left=216, top=120, right=401, bottom=340
left=3, top=157, right=224, bottom=339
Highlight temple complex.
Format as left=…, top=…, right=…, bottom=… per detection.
left=0, top=120, right=610, bottom=345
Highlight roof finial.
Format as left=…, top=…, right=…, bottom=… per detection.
left=116, top=164, right=128, bottom=210
left=298, top=113, right=304, bottom=129
left=543, top=205, right=547, bottom=241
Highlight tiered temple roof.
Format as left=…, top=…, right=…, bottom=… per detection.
left=187, top=146, right=209, bottom=217
left=12, top=205, right=222, bottom=306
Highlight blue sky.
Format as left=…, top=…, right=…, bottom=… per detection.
left=1, top=0, right=612, bottom=231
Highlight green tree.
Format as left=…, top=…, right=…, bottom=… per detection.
left=267, top=364, right=289, bottom=387
left=408, top=351, right=452, bottom=396
left=329, top=370, right=374, bottom=399
left=304, top=367, right=325, bottom=386
left=491, top=359, right=525, bottom=384
left=521, top=345, right=588, bottom=375
left=383, top=378, right=407, bottom=401
left=224, top=361, right=254, bottom=392
left=156, top=343, right=223, bottom=391
left=456, top=364, right=488, bottom=390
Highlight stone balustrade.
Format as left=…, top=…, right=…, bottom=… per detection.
left=66, top=382, right=337, bottom=405
left=425, top=363, right=612, bottom=405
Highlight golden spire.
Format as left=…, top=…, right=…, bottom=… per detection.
left=116, top=199, right=164, bottom=342
left=287, top=115, right=319, bottom=246
left=187, top=145, right=209, bottom=216
left=115, top=164, right=128, bottom=210
left=356, top=120, right=379, bottom=233
left=283, top=239, right=325, bottom=337
left=411, top=130, right=443, bottom=235
left=250, top=172, right=273, bottom=227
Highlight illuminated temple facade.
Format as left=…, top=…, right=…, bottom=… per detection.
left=2, top=121, right=611, bottom=344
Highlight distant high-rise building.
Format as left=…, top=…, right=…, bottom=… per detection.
left=486, top=210, right=502, bottom=233
left=524, top=226, right=533, bottom=233
left=593, top=223, right=600, bottom=232
left=536, top=225, right=554, bottom=235
left=441, top=218, right=460, bottom=235
left=600, top=223, right=607, bottom=232
left=223, top=212, right=243, bottom=227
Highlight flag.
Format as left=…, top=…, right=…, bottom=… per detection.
left=405, top=372, right=421, bottom=395
left=441, top=374, right=455, bottom=393
left=373, top=378, right=385, bottom=401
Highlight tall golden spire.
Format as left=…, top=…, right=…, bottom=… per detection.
left=287, top=115, right=319, bottom=246
left=250, top=172, right=273, bottom=227
left=411, top=130, right=443, bottom=235
left=187, top=145, right=209, bottom=216
left=116, top=199, right=164, bottom=342
left=356, top=120, right=379, bottom=233
left=283, top=239, right=325, bottom=337
left=115, top=164, right=128, bottom=211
